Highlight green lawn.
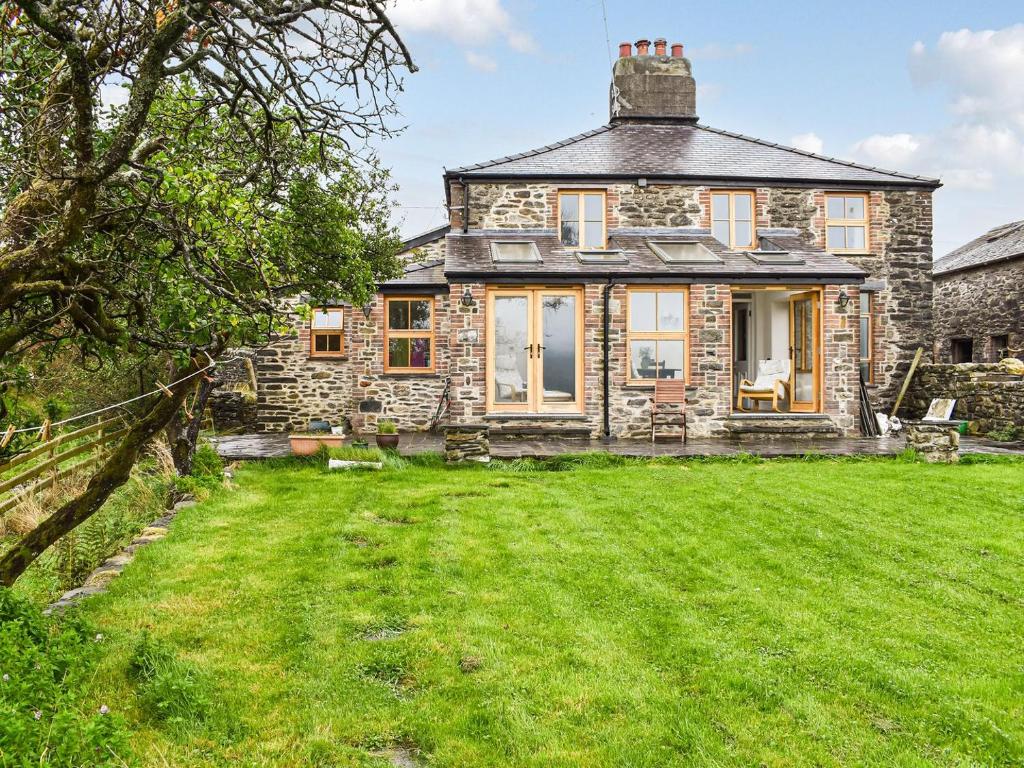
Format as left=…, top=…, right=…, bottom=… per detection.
left=77, top=454, right=1023, bottom=767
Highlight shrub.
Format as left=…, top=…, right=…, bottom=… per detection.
left=377, top=420, right=398, bottom=435
left=0, top=588, right=132, bottom=766
left=988, top=424, right=1022, bottom=442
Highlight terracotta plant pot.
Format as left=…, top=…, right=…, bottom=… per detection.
left=289, top=434, right=344, bottom=456
left=375, top=433, right=400, bottom=450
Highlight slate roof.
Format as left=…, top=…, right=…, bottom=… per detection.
left=443, top=228, right=866, bottom=282
left=381, top=259, right=446, bottom=289
left=400, top=224, right=450, bottom=252
left=934, top=220, right=1024, bottom=276
left=446, top=122, right=939, bottom=188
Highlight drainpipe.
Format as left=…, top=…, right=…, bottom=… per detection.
left=602, top=278, right=617, bottom=442
left=459, top=176, right=469, bottom=234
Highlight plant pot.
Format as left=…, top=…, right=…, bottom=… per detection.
left=375, top=433, right=400, bottom=450
left=289, top=434, right=344, bottom=456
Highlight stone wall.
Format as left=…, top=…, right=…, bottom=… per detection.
left=933, top=259, right=1024, bottom=363
left=905, top=362, right=1024, bottom=433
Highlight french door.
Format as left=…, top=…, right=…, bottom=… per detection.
left=486, top=288, right=583, bottom=413
left=789, top=290, right=821, bottom=412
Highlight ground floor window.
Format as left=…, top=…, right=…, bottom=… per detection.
left=951, top=338, right=973, bottom=364
left=310, top=307, right=344, bottom=357
left=990, top=334, right=1009, bottom=362
left=385, top=297, right=434, bottom=372
left=859, top=291, right=873, bottom=383
left=627, top=288, right=688, bottom=383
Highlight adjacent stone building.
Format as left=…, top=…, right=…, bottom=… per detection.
left=933, top=221, right=1024, bottom=363
left=256, top=38, right=939, bottom=439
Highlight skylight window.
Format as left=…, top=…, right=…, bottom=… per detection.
left=745, top=249, right=805, bottom=265
left=490, top=241, right=541, bottom=263
left=575, top=249, right=628, bottom=264
left=647, top=241, right=723, bottom=264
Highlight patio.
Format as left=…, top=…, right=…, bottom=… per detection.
left=210, top=432, right=1024, bottom=462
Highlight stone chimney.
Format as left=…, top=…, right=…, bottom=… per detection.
left=610, top=38, right=697, bottom=123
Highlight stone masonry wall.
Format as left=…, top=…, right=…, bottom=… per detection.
left=256, top=293, right=450, bottom=434
left=905, top=362, right=1024, bottom=433
left=934, top=259, right=1024, bottom=363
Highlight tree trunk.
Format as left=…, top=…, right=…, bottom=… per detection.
left=0, top=362, right=197, bottom=586
left=168, top=374, right=221, bottom=476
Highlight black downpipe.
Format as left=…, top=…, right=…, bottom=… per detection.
left=602, top=278, right=616, bottom=442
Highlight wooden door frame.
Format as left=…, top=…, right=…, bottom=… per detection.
left=788, top=289, right=822, bottom=413
left=485, top=286, right=585, bottom=414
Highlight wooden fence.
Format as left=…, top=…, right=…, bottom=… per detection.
left=0, top=417, right=128, bottom=516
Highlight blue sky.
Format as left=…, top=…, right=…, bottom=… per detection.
left=376, top=1, right=1024, bottom=257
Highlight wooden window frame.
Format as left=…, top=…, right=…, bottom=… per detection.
left=309, top=307, right=345, bottom=358
left=626, top=287, right=690, bottom=385
left=859, top=291, right=874, bottom=384
left=384, top=296, right=435, bottom=374
left=825, top=192, right=870, bottom=253
left=557, top=189, right=607, bottom=250
left=710, top=190, right=756, bottom=250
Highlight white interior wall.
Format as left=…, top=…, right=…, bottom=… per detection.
left=749, top=291, right=795, bottom=366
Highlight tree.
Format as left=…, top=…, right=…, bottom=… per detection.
left=0, top=0, right=414, bottom=584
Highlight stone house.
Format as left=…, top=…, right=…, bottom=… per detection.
left=932, top=221, right=1024, bottom=363
left=256, top=38, right=939, bottom=439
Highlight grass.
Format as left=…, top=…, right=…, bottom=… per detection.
left=76, top=454, right=1024, bottom=767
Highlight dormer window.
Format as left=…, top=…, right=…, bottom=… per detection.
left=711, top=190, right=755, bottom=250
left=559, top=190, right=606, bottom=249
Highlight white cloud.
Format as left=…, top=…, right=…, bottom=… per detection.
left=389, top=0, right=536, bottom=54
left=790, top=132, right=823, bottom=155
left=910, top=25, right=1024, bottom=130
left=464, top=50, right=497, bottom=72
left=851, top=133, right=922, bottom=168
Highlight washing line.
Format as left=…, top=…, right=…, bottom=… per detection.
left=7, top=356, right=246, bottom=435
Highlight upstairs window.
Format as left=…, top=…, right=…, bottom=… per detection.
left=711, top=190, right=755, bottom=250
left=826, top=193, right=869, bottom=252
left=385, top=297, right=434, bottom=373
left=559, top=190, right=606, bottom=249
left=310, top=308, right=344, bottom=357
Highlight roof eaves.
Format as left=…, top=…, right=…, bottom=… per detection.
left=934, top=249, right=1024, bottom=277
left=401, top=224, right=451, bottom=252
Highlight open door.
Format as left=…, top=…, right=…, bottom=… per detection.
left=789, top=291, right=821, bottom=412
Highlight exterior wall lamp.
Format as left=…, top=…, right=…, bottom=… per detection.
left=836, top=289, right=851, bottom=310
left=362, top=301, right=374, bottom=319
left=460, top=287, right=476, bottom=308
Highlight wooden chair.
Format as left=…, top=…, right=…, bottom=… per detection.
left=736, top=359, right=790, bottom=413
left=651, top=379, right=687, bottom=443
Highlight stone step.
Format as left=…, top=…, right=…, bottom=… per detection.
left=725, top=416, right=839, bottom=439
left=489, top=426, right=592, bottom=439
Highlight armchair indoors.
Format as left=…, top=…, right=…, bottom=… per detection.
left=736, top=359, right=791, bottom=413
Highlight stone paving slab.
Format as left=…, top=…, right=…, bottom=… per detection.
left=213, top=431, right=1023, bottom=461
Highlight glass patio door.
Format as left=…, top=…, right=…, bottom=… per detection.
left=487, top=288, right=582, bottom=413
left=789, top=290, right=821, bottom=412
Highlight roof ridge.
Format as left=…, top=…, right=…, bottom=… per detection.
left=695, top=123, right=940, bottom=184
left=447, top=124, right=616, bottom=174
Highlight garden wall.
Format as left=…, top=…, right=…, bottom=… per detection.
left=905, top=362, right=1024, bottom=434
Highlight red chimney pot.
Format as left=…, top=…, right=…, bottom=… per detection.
left=671, top=43, right=684, bottom=57
left=635, top=39, right=650, bottom=55
left=654, top=38, right=667, bottom=56
left=618, top=42, right=632, bottom=58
